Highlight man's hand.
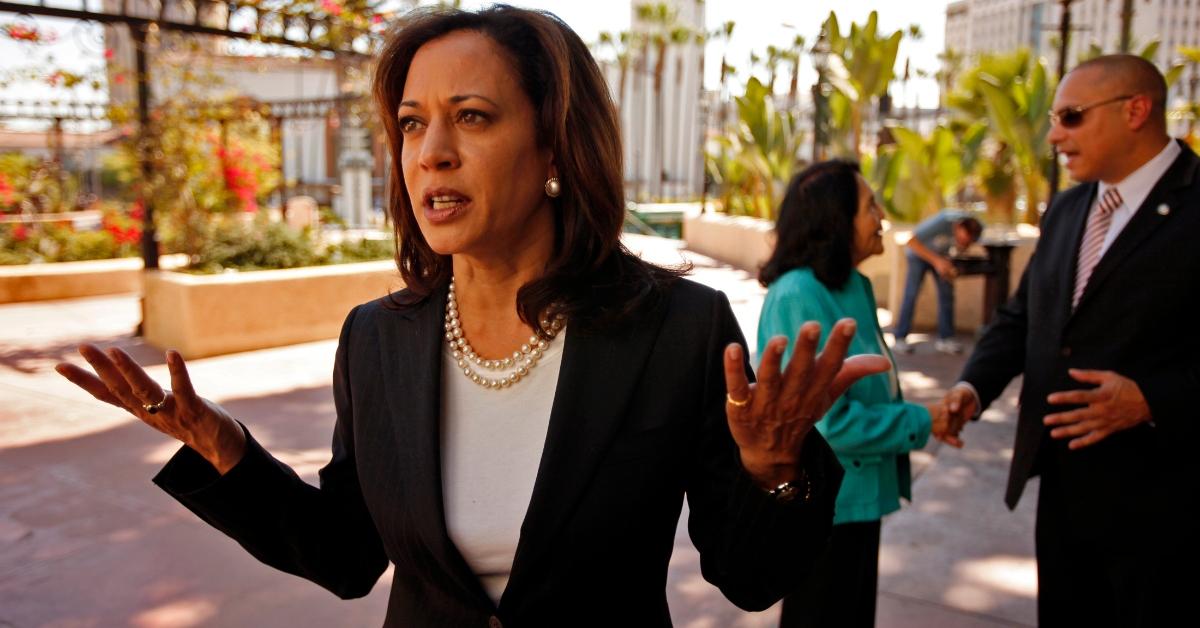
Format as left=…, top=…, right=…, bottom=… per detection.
left=942, top=384, right=979, bottom=427
left=1044, top=369, right=1152, bottom=450
left=934, top=257, right=958, bottom=280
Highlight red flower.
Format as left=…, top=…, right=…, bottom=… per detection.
left=11, top=223, right=28, bottom=241
left=104, top=48, right=114, bottom=60
left=129, top=200, right=144, bottom=221
left=0, top=173, right=14, bottom=207
left=321, top=0, right=343, bottom=16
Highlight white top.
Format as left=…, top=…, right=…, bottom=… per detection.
left=1096, top=139, right=1180, bottom=256
left=439, top=334, right=565, bottom=605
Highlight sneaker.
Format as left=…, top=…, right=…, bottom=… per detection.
left=893, top=338, right=914, bottom=354
left=935, top=339, right=964, bottom=355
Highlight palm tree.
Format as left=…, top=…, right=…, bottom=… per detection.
left=821, top=11, right=903, bottom=158
left=786, top=34, right=806, bottom=110
left=946, top=49, right=1053, bottom=223
left=636, top=2, right=680, bottom=198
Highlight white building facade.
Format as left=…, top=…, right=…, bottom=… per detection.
left=602, top=0, right=707, bottom=201
left=944, top=0, right=1200, bottom=106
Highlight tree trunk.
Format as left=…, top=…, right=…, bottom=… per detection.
left=654, top=41, right=667, bottom=199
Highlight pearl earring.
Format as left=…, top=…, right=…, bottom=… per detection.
left=544, top=177, right=561, bottom=198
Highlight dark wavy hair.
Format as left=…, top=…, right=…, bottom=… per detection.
left=373, top=5, right=681, bottom=336
left=758, top=160, right=862, bottom=290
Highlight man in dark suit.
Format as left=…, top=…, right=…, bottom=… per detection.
left=940, top=55, right=1199, bottom=626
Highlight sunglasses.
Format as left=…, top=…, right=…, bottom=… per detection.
left=1048, top=95, right=1134, bottom=128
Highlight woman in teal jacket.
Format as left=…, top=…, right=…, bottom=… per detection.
left=759, top=161, right=960, bottom=627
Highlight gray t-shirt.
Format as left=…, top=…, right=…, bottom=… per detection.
left=910, top=209, right=970, bottom=257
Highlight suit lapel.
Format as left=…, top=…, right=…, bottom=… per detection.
left=504, top=298, right=670, bottom=594
left=377, top=284, right=493, bottom=606
left=1073, top=146, right=1197, bottom=314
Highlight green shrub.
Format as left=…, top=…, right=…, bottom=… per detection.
left=322, top=237, right=394, bottom=264
left=185, top=216, right=321, bottom=273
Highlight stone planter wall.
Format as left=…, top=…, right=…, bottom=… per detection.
left=144, top=261, right=402, bottom=359
left=682, top=212, right=899, bottom=308
left=684, top=211, right=1039, bottom=334
left=0, top=255, right=187, bottom=304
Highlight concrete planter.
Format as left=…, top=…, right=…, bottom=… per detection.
left=682, top=211, right=899, bottom=307
left=683, top=211, right=1039, bottom=334
left=144, top=261, right=402, bottom=359
left=0, top=255, right=187, bottom=304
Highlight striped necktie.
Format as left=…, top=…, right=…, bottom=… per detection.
left=1072, top=187, right=1123, bottom=308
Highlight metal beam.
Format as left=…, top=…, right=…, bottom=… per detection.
left=0, top=1, right=372, bottom=58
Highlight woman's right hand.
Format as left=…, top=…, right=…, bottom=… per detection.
left=926, top=400, right=965, bottom=448
left=55, top=344, right=247, bottom=474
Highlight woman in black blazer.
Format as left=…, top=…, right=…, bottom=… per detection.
left=56, top=6, right=889, bottom=626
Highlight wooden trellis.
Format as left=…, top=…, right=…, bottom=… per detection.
left=0, top=0, right=380, bottom=271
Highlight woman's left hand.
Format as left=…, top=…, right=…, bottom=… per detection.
left=723, top=318, right=890, bottom=488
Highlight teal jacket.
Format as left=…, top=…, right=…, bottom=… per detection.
left=758, top=268, right=931, bottom=524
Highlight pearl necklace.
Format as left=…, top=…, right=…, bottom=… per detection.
left=444, top=278, right=564, bottom=389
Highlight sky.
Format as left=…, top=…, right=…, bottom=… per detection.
left=1, top=0, right=952, bottom=127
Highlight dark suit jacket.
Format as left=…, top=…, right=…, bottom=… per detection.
left=960, top=141, right=1200, bottom=521
left=155, top=278, right=843, bottom=627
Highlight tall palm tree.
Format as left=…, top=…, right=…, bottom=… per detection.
left=786, top=34, right=806, bottom=110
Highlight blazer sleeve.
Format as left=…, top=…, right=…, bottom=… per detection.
left=816, top=394, right=931, bottom=457
left=959, top=252, right=1033, bottom=410
left=760, top=279, right=931, bottom=457
left=685, top=290, right=844, bottom=612
left=153, top=305, right=389, bottom=599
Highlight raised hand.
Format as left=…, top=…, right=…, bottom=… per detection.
left=723, top=319, right=891, bottom=488
left=55, top=344, right=246, bottom=474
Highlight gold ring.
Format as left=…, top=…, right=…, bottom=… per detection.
left=726, top=393, right=750, bottom=407
left=142, top=390, right=169, bottom=415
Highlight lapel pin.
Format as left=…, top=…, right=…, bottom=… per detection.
left=1156, top=203, right=1170, bottom=216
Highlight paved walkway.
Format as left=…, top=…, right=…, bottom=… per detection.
left=0, top=235, right=1036, bottom=627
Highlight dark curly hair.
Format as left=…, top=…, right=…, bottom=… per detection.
left=373, top=5, right=682, bottom=336
left=758, top=160, right=862, bottom=290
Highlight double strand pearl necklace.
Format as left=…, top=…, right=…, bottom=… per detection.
left=444, top=278, right=564, bottom=390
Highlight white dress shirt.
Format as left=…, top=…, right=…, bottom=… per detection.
left=1094, top=139, right=1180, bottom=256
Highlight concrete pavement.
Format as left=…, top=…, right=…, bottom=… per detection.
left=0, top=235, right=1035, bottom=627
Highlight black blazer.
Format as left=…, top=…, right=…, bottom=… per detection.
left=155, top=278, right=843, bottom=627
left=960, top=141, right=1200, bottom=516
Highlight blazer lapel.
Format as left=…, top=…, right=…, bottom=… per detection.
left=1073, top=146, right=1198, bottom=314
left=377, top=284, right=493, bottom=607
left=504, top=299, right=670, bottom=594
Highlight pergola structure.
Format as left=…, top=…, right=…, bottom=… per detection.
left=0, top=93, right=369, bottom=207
left=0, top=0, right=380, bottom=269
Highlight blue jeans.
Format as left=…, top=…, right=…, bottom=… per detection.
left=894, top=253, right=955, bottom=340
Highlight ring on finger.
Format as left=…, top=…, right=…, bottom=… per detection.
left=142, top=390, right=171, bottom=415
left=726, top=393, right=750, bottom=407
